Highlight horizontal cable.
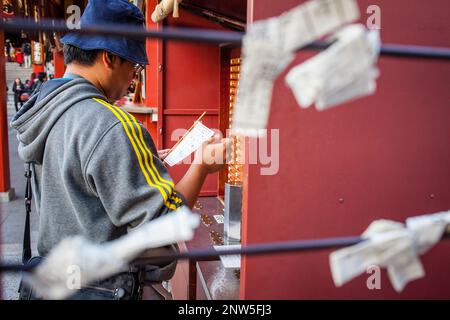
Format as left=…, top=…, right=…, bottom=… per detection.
left=0, top=17, right=243, bottom=45
left=1, top=18, right=450, bottom=60
left=1, top=231, right=449, bottom=273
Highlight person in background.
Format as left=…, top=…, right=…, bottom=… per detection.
left=28, top=73, right=36, bottom=92
left=5, top=39, right=11, bottom=62
left=12, top=78, right=25, bottom=112
left=45, top=59, right=55, bottom=78
left=44, top=41, right=52, bottom=65
left=22, top=41, right=32, bottom=68
left=31, top=72, right=47, bottom=94
left=9, top=46, right=15, bottom=62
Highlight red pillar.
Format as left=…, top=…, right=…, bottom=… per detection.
left=0, top=31, right=13, bottom=201
left=145, top=0, right=163, bottom=148
left=32, top=64, right=45, bottom=74
left=54, top=50, right=65, bottom=78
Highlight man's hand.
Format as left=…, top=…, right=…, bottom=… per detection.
left=175, top=134, right=232, bottom=209
left=157, top=149, right=171, bottom=161
left=194, top=134, right=232, bottom=174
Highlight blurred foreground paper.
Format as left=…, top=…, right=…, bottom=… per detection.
left=232, top=0, right=360, bottom=136
left=24, top=207, right=199, bottom=300
left=285, top=24, right=381, bottom=111
left=164, top=122, right=214, bottom=167
left=329, top=211, right=450, bottom=292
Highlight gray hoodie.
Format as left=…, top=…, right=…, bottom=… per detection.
left=10, top=74, right=184, bottom=257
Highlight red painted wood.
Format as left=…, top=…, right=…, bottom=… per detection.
left=171, top=258, right=190, bottom=300
left=0, top=31, right=11, bottom=193
left=32, top=64, right=44, bottom=74
left=53, top=50, right=65, bottom=79
left=145, top=0, right=164, bottom=149
left=182, top=0, right=247, bottom=23
left=163, top=109, right=219, bottom=115
left=240, top=0, right=450, bottom=299
left=163, top=43, right=221, bottom=110
left=161, top=9, right=225, bottom=196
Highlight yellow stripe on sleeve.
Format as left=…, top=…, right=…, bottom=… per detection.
left=127, top=113, right=175, bottom=189
left=93, top=98, right=176, bottom=210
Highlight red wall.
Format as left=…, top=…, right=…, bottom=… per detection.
left=241, top=0, right=450, bottom=299
left=0, top=31, right=10, bottom=194
left=145, top=0, right=163, bottom=144
left=161, top=11, right=226, bottom=196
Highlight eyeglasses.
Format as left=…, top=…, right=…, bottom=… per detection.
left=106, top=52, right=145, bottom=77
left=134, top=63, right=145, bottom=77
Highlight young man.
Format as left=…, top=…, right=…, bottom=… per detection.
left=30, top=72, right=47, bottom=95
left=12, top=78, right=25, bottom=112
left=22, top=41, right=32, bottom=68
left=11, top=0, right=230, bottom=299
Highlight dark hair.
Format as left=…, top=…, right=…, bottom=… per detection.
left=63, top=44, right=126, bottom=66
left=63, top=44, right=101, bottom=66
left=37, top=72, right=47, bottom=82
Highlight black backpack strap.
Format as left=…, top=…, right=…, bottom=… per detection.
left=22, top=163, right=33, bottom=264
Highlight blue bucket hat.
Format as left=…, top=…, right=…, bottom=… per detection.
left=61, top=0, right=148, bottom=65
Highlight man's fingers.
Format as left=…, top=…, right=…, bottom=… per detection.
left=157, top=149, right=171, bottom=161
left=207, top=133, right=221, bottom=144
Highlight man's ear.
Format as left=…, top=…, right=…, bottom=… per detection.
left=101, top=51, right=115, bottom=70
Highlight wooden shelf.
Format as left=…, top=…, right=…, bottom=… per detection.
left=120, top=104, right=157, bottom=114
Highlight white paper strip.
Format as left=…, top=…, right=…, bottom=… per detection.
left=330, top=210, right=450, bottom=292
left=213, top=215, right=224, bottom=224
left=330, top=224, right=424, bottom=292
left=286, top=24, right=380, bottom=111
left=232, top=0, right=360, bottom=136
left=165, top=122, right=215, bottom=167
left=280, top=0, right=360, bottom=53
left=406, top=211, right=450, bottom=254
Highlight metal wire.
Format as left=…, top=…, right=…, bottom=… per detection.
left=0, top=17, right=243, bottom=45
left=1, top=231, right=449, bottom=273
left=1, top=17, right=450, bottom=60
left=0, top=236, right=365, bottom=272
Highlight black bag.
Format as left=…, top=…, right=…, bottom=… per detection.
left=19, top=258, right=142, bottom=300
left=18, top=163, right=144, bottom=300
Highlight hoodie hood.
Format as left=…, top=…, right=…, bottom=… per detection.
left=10, top=77, right=106, bottom=164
